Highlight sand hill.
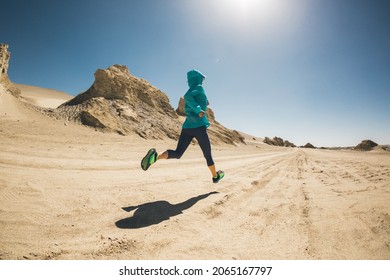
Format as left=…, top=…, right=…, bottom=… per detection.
left=17, top=84, right=72, bottom=109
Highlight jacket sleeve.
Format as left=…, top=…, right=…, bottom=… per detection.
left=185, top=90, right=203, bottom=115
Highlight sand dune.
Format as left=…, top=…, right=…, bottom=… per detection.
left=16, top=84, right=72, bottom=108
left=0, top=90, right=389, bottom=260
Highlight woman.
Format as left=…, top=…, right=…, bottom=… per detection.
left=141, top=69, right=224, bottom=183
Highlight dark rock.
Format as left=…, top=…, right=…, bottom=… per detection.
left=354, top=140, right=378, bottom=151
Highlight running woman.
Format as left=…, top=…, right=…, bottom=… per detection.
left=141, top=69, right=224, bottom=183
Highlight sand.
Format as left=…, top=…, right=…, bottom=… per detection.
left=17, top=84, right=73, bottom=109
left=0, top=88, right=389, bottom=260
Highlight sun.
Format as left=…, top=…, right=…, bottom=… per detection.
left=229, top=0, right=273, bottom=13
left=182, top=0, right=293, bottom=37
left=216, top=0, right=286, bottom=28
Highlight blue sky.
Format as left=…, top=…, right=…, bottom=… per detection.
left=2, top=0, right=389, bottom=147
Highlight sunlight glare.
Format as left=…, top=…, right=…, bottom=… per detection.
left=217, top=0, right=286, bottom=28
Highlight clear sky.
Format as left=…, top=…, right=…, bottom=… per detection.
left=2, top=0, right=389, bottom=147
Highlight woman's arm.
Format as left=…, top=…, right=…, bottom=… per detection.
left=185, top=90, right=204, bottom=117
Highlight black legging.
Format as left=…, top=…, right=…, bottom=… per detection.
left=167, top=126, right=214, bottom=166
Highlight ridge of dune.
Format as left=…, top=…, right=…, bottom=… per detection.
left=16, top=84, right=73, bottom=109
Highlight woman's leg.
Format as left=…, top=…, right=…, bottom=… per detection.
left=158, top=129, right=193, bottom=160
left=157, top=150, right=169, bottom=160
left=208, top=164, right=217, bottom=178
left=192, top=126, right=218, bottom=177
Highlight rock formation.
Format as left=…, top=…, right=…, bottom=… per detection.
left=0, top=44, right=10, bottom=77
left=263, top=136, right=296, bottom=147
left=56, top=65, right=180, bottom=139
left=302, top=143, right=316, bottom=149
left=56, top=65, right=244, bottom=145
left=0, top=43, right=20, bottom=97
left=176, top=96, right=215, bottom=121
left=354, top=140, right=378, bottom=151
left=175, top=96, right=243, bottom=144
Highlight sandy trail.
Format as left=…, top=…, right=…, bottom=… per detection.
left=1, top=107, right=389, bottom=260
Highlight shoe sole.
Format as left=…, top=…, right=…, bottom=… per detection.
left=141, top=148, right=156, bottom=171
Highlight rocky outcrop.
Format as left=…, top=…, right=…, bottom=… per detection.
left=302, top=143, right=316, bottom=149
left=56, top=65, right=180, bottom=139
left=175, top=97, right=244, bottom=145
left=56, top=65, right=244, bottom=145
left=0, top=44, right=20, bottom=97
left=176, top=96, right=216, bottom=121
left=354, top=140, right=378, bottom=151
left=263, top=136, right=296, bottom=147
left=0, top=44, right=10, bottom=77
left=176, top=97, right=186, bottom=117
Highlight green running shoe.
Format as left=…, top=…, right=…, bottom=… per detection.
left=212, top=170, right=225, bottom=183
left=141, top=148, right=157, bottom=171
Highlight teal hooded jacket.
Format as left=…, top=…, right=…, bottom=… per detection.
left=182, top=69, right=210, bottom=129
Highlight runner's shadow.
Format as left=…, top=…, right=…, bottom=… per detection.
left=115, top=191, right=218, bottom=229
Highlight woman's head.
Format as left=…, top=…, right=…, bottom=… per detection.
left=187, top=69, right=206, bottom=88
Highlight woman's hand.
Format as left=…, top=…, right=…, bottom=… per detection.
left=198, top=111, right=205, bottom=118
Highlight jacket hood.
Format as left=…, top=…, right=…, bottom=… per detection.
left=187, top=69, right=206, bottom=88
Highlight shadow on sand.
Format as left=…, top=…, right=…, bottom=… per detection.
left=115, top=191, right=218, bottom=229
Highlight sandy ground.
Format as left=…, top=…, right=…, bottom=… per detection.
left=1, top=89, right=390, bottom=260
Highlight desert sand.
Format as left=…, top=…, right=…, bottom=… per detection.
left=1, top=87, right=389, bottom=260
left=17, top=84, right=73, bottom=109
